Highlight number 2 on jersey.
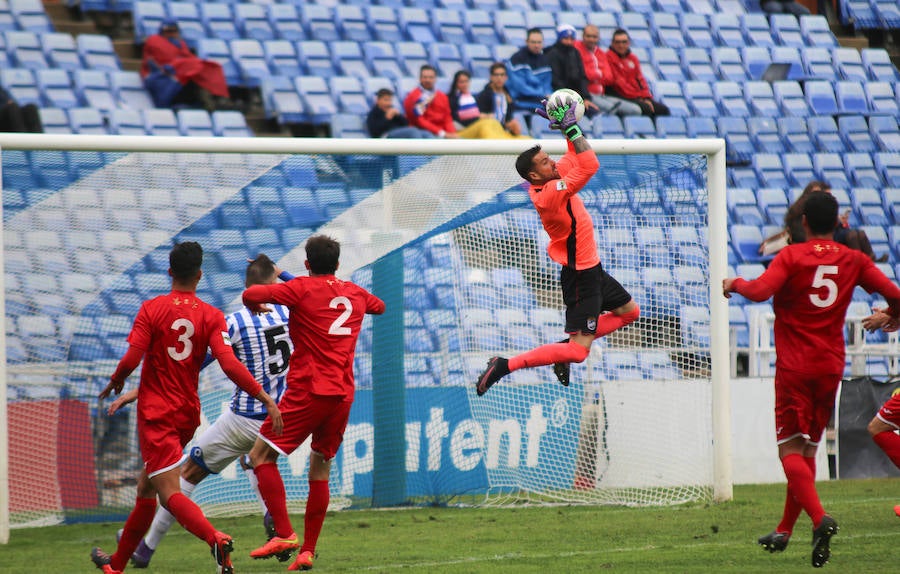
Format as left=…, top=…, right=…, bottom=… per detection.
left=329, top=296, right=353, bottom=335
left=810, top=265, right=838, bottom=308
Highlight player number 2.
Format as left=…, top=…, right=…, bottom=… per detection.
left=329, top=296, right=353, bottom=335
left=809, top=265, right=838, bottom=308
left=168, top=318, right=194, bottom=361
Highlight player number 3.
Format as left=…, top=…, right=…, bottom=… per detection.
left=168, top=318, right=195, bottom=361
left=809, top=265, right=838, bottom=308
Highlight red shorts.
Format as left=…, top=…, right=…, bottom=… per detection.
left=259, top=389, right=351, bottom=460
left=877, top=391, right=900, bottom=429
left=138, top=413, right=197, bottom=477
left=774, top=368, right=841, bottom=446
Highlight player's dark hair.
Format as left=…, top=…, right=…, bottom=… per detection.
left=246, top=253, right=277, bottom=287
left=170, top=241, right=203, bottom=280
left=306, top=235, right=340, bottom=275
left=515, top=145, right=542, bottom=181
left=803, top=191, right=839, bottom=235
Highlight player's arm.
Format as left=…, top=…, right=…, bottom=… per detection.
left=101, top=345, right=143, bottom=399
left=107, top=387, right=138, bottom=415
left=859, top=264, right=900, bottom=330
left=365, top=291, right=386, bottom=315
left=723, top=252, right=789, bottom=301
left=243, top=282, right=297, bottom=314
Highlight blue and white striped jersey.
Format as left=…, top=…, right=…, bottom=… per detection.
left=226, top=304, right=292, bottom=419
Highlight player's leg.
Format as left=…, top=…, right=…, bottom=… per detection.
left=868, top=400, right=900, bottom=515
left=92, top=468, right=158, bottom=573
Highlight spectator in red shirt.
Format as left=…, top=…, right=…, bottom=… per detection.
left=574, top=25, right=641, bottom=118
left=90, top=242, right=282, bottom=574
left=605, top=29, right=670, bottom=118
left=403, top=65, right=458, bottom=139
left=723, top=192, right=900, bottom=567
left=244, top=235, right=385, bottom=572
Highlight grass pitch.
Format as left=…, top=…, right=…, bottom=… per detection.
left=2, top=479, right=900, bottom=573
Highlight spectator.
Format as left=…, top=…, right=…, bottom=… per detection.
left=366, top=88, right=434, bottom=139
left=0, top=86, right=41, bottom=133
left=448, top=70, right=529, bottom=139
left=476, top=62, right=526, bottom=137
left=141, top=19, right=233, bottom=111
left=545, top=24, right=599, bottom=118
left=762, top=0, right=811, bottom=16
left=403, top=65, right=458, bottom=139
left=505, top=28, right=553, bottom=114
left=574, top=25, right=642, bottom=118
left=605, top=29, right=670, bottom=118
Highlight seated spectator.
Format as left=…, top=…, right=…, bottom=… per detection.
left=0, top=86, right=41, bottom=133
left=366, top=88, right=434, bottom=139
left=476, top=62, right=526, bottom=137
left=545, top=24, right=599, bottom=118
left=761, top=180, right=888, bottom=261
left=605, top=29, right=670, bottom=118
left=448, top=70, right=529, bottom=139
left=505, top=28, right=553, bottom=114
left=574, top=25, right=642, bottom=118
left=761, top=0, right=811, bottom=16
left=403, top=65, right=458, bottom=139
left=141, top=19, right=233, bottom=111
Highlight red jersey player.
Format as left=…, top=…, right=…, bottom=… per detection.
left=242, top=235, right=385, bottom=571
left=723, top=192, right=900, bottom=568
left=475, top=94, right=639, bottom=396
left=91, top=242, right=283, bottom=574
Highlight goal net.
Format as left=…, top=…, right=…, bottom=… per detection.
left=0, top=136, right=728, bottom=536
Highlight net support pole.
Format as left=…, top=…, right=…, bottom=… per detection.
left=707, top=144, right=733, bottom=502
left=371, top=242, right=406, bottom=507
left=0, top=155, right=8, bottom=543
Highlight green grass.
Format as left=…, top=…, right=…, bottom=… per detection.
left=3, top=480, right=900, bottom=573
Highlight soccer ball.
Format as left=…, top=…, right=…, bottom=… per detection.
left=546, top=88, right=585, bottom=122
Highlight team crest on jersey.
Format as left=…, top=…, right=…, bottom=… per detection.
left=586, top=317, right=597, bottom=331
left=221, top=331, right=232, bottom=346
left=556, top=180, right=567, bottom=191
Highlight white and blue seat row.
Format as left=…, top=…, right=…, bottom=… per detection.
left=0, top=30, right=119, bottom=71
left=35, top=107, right=252, bottom=137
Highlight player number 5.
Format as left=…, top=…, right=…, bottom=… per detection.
left=809, top=265, right=838, bottom=308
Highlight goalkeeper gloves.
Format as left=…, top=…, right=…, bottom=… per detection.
left=534, top=97, right=583, bottom=142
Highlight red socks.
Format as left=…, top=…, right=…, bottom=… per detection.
left=166, top=492, right=216, bottom=545
left=255, top=462, right=294, bottom=538
left=508, top=341, right=589, bottom=372
left=781, top=453, right=825, bottom=528
left=873, top=431, right=900, bottom=468
left=110, top=497, right=157, bottom=571
left=302, top=480, right=330, bottom=554
left=777, top=456, right=815, bottom=534
left=593, top=305, right=640, bottom=339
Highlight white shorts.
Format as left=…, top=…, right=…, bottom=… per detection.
left=189, top=409, right=263, bottom=474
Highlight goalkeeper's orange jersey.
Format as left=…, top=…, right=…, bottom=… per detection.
left=528, top=144, right=600, bottom=270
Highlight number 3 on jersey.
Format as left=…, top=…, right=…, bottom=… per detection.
left=329, top=296, right=353, bottom=335
left=810, top=265, right=838, bottom=308
left=168, top=318, right=195, bottom=360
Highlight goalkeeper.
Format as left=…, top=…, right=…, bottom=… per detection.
left=476, top=95, right=639, bottom=396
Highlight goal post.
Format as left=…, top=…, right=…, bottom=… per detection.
left=0, top=134, right=728, bottom=541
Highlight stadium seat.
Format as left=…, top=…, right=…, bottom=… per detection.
left=861, top=48, right=899, bottom=82
left=681, top=12, right=715, bottom=48
left=756, top=186, right=789, bottom=224
left=653, top=81, right=688, bottom=116
left=110, top=70, right=154, bottom=110
left=837, top=115, right=876, bottom=153
left=684, top=81, right=717, bottom=116
left=431, top=8, right=466, bottom=45
left=801, top=47, right=837, bottom=80
left=748, top=116, right=784, bottom=154
left=460, top=43, right=493, bottom=79
left=681, top=48, right=717, bottom=82
left=808, top=115, right=844, bottom=153
left=301, top=4, right=339, bottom=43
left=770, top=13, right=804, bottom=48
left=812, top=152, right=851, bottom=188
left=330, top=41, right=369, bottom=79
left=719, top=117, right=754, bottom=160
left=593, top=115, right=624, bottom=138
left=261, top=40, right=300, bottom=78
left=754, top=153, right=789, bottom=188
left=770, top=46, right=805, bottom=80
left=267, top=4, right=304, bottom=42
left=623, top=115, right=656, bottom=139
left=329, top=75, right=368, bottom=115
left=295, top=75, right=337, bottom=124
left=398, top=7, right=435, bottom=44
left=875, top=152, right=900, bottom=187
left=844, top=152, right=882, bottom=187
left=495, top=10, right=527, bottom=45
left=741, top=12, right=776, bottom=47
left=199, top=3, right=238, bottom=42
left=730, top=224, right=765, bottom=263
left=655, top=116, right=687, bottom=138
left=296, top=40, right=335, bottom=78
left=5, top=30, right=46, bottom=69
left=772, top=81, right=809, bottom=117
left=41, top=32, right=81, bottom=71
left=39, top=107, right=70, bottom=134
left=73, top=69, right=116, bottom=111
left=650, top=11, right=685, bottom=48
left=778, top=116, right=814, bottom=153
left=143, top=108, right=179, bottom=136
left=835, top=81, right=868, bottom=114
left=800, top=14, right=837, bottom=47
left=233, top=3, right=274, bottom=42
left=196, top=39, right=240, bottom=87
left=650, top=47, right=685, bottom=82
left=10, top=0, right=51, bottom=33
left=167, top=2, right=204, bottom=49
left=870, top=115, right=900, bottom=152
left=742, top=81, right=778, bottom=117
left=331, top=112, right=367, bottom=138
left=108, top=108, right=145, bottom=135
left=462, top=8, right=499, bottom=45
left=714, top=82, right=750, bottom=117
left=367, top=6, right=404, bottom=43
left=728, top=187, right=765, bottom=226
left=742, top=46, right=772, bottom=80
left=68, top=107, right=106, bottom=135
left=865, top=81, right=899, bottom=116
left=231, top=39, right=271, bottom=87
left=363, top=41, right=403, bottom=80
left=177, top=109, right=214, bottom=137
left=36, top=69, right=78, bottom=109
left=783, top=153, right=816, bottom=186
left=132, top=1, right=164, bottom=43
left=335, top=4, right=371, bottom=43
left=713, top=46, right=749, bottom=82
left=833, top=47, right=867, bottom=82
left=76, top=34, right=120, bottom=71
left=686, top=116, right=717, bottom=138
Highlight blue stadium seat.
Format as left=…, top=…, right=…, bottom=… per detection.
left=874, top=0, right=900, bottom=28
left=876, top=152, right=900, bottom=187
left=680, top=12, right=715, bottom=48
left=741, top=46, right=771, bottom=80
left=730, top=224, right=765, bottom=263
left=756, top=186, right=789, bottom=224
left=683, top=81, right=717, bottom=116
left=741, top=12, right=776, bottom=47
left=835, top=80, right=868, bottom=114
left=770, top=13, right=803, bottom=48
left=719, top=116, right=754, bottom=160
left=495, top=10, right=527, bottom=45
left=770, top=46, right=805, bottom=80
left=367, top=6, right=404, bottom=43
left=655, top=115, right=687, bottom=138
left=399, top=7, right=435, bottom=44
left=592, top=12, right=619, bottom=43
left=10, top=0, right=51, bottom=33
left=681, top=47, right=717, bottom=82
left=39, top=107, right=71, bottom=134
left=870, top=115, right=900, bottom=152
left=301, top=5, right=339, bottom=43
left=754, top=153, right=789, bottom=188
left=233, top=3, right=274, bottom=43
left=177, top=109, right=214, bottom=137
left=813, top=152, right=851, bottom=188
left=165, top=2, right=204, bottom=49
left=524, top=10, right=556, bottom=44
left=748, top=116, right=784, bottom=153
left=132, top=1, right=164, bottom=43
left=865, top=81, right=899, bottom=115
left=653, top=80, right=688, bottom=116
left=686, top=116, right=717, bottom=138
left=363, top=40, right=403, bottom=80
left=783, top=153, right=815, bottom=186
left=728, top=187, right=764, bottom=226
left=362, top=76, right=396, bottom=101
left=833, top=47, right=867, bottom=81
left=68, top=107, right=106, bottom=134
left=801, top=47, right=837, bottom=80
left=799, top=14, right=837, bottom=47
left=5, top=30, right=46, bottom=69
left=844, top=152, right=883, bottom=187
left=713, top=46, right=748, bottom=82
left=263, top=39, right=301, bottom=77
left=837, top=115, right=876, bottom=153
left=196, top=38, right=240, bottom=86
left=862, top=48, right=899, bottom=82
left=231, top=39, right=271, bottom=87
left=619, top=11, right=653, bottom=48
left=36, top=68, right=78, bottom=109
left=808, top=115, right=844, bottom=153
left=296, top=40, right=335, bottom=78
left=331, top=41, right=369, bottom=79
left=110, top=70, right=154, bottom=110
left=199, top=3, right=238, bottom=42
left=773, top=81, right=810, bottom=117
left=711, top=13, right=743, bottom=46
left=76, top=34, right=120, bottom=71
left=714, top=81, right=750, bottom=117
left=742, top=81, right=778, bottom=117
left=334, top=4, right=371, bottom=43
left=851, top=187, right=887, bottom=225
left=431, top=8, right=467, bottom=45
left=463, top=8, right=499, bottom=45
left=73, top=69, right=116, bottom=111
left=41, top=32, right=81, bottom=71
left=460, top=42, right=492, bottom=79
left=331, top=112, right=367, bottom=138
left=428, top=42, right=462, bottom=77
left=623, top=115, right=656, bottom=139
left=143, top=108, right=179, bottom=136
left=650, top=47, right=686, bottom=82
left=329, top=75, right=368, bottom=115
left=295, top=75, right=337, bottom=124
left=650, top=11, right=685, bottom=48
left=108, top=108, right=146, bottom=135
left=593, top=114, right=624, bottom=138
left=267, top=4, right=304, bottom=42
left=397, top=41, right=429, bottom=77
